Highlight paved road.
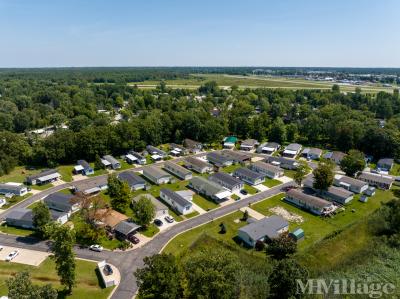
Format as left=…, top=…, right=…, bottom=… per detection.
left=0, top=150, right=312, bottom=298
left=0, top=180, right=294, bottom=299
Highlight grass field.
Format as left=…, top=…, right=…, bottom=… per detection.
left=0, top=167, right=38, bottom=183
left=0, top=223, right=35, bottom=237
left=262, top=178, right=282, bottom=187
left=220, top=164, right=242, bottom=174
left=31, top=183, right=53, bottom=191
left=2, top=193, right=33, bottom=209
left=243, top=184, right=258, bottom=195
left=129, top=74, right=395, bottom=94
left=163, top=211, right=253, bottom=256
left=192, top=194, right=218, bottom=211
left=140, top=223, right=160, bottom=238
left=57, top=165, right=74, bottom=182
left=0, top=257, right=113, bottom=298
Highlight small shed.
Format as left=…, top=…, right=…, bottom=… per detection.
left=289, top=228, right=305, bottom=241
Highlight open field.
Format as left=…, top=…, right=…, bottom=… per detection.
left=164, top=186, right=396, bottom=255
left=0, top=257, right=113, bottom=298
left=129, top=74, right=396, bottom=93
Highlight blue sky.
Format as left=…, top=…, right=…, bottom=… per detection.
left=0, top=0, right=399, bottom=67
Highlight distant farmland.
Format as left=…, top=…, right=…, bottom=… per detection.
left=129, top=74, right=396, bottom=93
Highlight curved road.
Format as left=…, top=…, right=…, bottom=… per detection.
left=0, top=181, right=294, bottom=299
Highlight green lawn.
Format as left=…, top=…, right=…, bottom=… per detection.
left=140, top=224, right=160, bottom=238
left=221, top=164, right=242, bottom=174
left=192, top=194, right=218, bottom=211
left=283, top=169, right=296, bottom=178
left=263, top=178, right=282, bottom=188
left=389, top=163, right=400, bottom=176
left=31, top=183, right=54, bottom=191
left=0, top=166, right=39, bottom=183
left=0, top=223, right=35, bottom=237
left=117, top=159, right=135, bottom=171
left=57, top=165, right=74, bottom=182
left=243, top=184, right=258, bottom=195
left=0, top=257, right=114, bottom=299
left=250, top=188, right=396, bottom=250
left=232, top=194, right=240, bottom=200
left=163, top=211, right=251, bottom=256
left=184, top=211, right=199, bottom=219
left=1, top=193, right=33, bottom=209
left=88, top=163, right=109, bottom=177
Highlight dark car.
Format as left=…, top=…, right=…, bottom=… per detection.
left=240, top=189, right=248, bottom=195
left=282, top=186, right=296, bottom=192
left=103, top=264, right=113, bottom=276
left=154, top=219, right=163, bottom=226
left=128, top=234, right=140, bottom=244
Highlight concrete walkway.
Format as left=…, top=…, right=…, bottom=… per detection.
left=239, top=207, right=265, bottom=220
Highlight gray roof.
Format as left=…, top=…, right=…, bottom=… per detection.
left=6, top=208, right=32, bottom=222
left=183, top=139, right=202, bottom=149
left=164, top=161, right=192, bottom=176
left=185, top=156, right=212, bottom=169
left=304, top=148, right=323, bottom=156
left=77, top=160, right=91, bottom=170
left=358, top=172, right=394, bottom=184
left=50, top=209, right=68, bottom=221
left=114, top=220, right=141, bottom=236
left=221, top=150, right=251, bottom=162
left=146, top=145, right=167, bottom=156
left=335, top=175, right=367, bottom=188
left=118, top=171, right=146, bottom=187
left=234, top=167, right=265, bottom=180
left=252, top=161, right=282, bottom=173
left=130, top=151, right=146, bottom=160
left=241, top=139, right=258, bottom=147
left=285, top=143, right=302, bottom=151
left=207, top=151, right=232, bottom=164
left=325, top=186, right=353, bottom=199
left=44, top=192, right=76, bottom=212
left=133, top=194, right=168, bottom=212
left=286, top=189, right=332, bottom=209
left=265, top=156, right=298, bottom=166
left=189, top=176, right=225, bottom=195
left=103, top=155, right=119, bottom=165
left=160, top=188, right=191, bottom=207
left=265, top=142, right=280, bottom=149
left=239, top=215, right=288, bottom=240
left=0, top=183, right=26, bottom=193
left=209, top=172, right=242, bottom=188
left=144, top=166, right=170, bottom=179
left=324, top=151, right=346, bottom=161
left=377, top=158, right=394, bottom=166
left=27, top=169, right=59, bottom=181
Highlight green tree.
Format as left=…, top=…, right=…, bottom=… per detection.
left=268, top=259, right=308, bottom=299
left=107, top=173, right=122, bottom=198
left=32, top=201, right=52, bottom=238
left=313, top=162, right=334, bottom=191
left=7, top=271, right=57, bottom=299
left=266, top=233, right=297, bottom=260
left=94, top=154, right=104, bottom=170
left=135, top=254, right=185, bottom=299
left=132, top=196, right=156, bottom=227
left=294, top=162, right=308, bottom=186
left=340, top=149, right=366, bottom=177
left=183, top=247, right=241, bottom=299
left=50, top=225, right=76, bottom=294
left=269, top=117, right=286, bottom=144
left=111, top=181, right=131, bottom=213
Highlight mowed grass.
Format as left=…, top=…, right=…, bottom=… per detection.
left=0, top=223, right=35, bottom=237
left=130, top=74, right=395, bottom=93
left=163, top=211, right=256, bottom=256
left=243, top=184, right=258, bottom=195
left=263, top=178, right=282, bottom=188
left=1, top=193, right=32, bottom=209
left=250, top=188, right=396, bottom=250
left=220, top=164, right=242, bottom=174
left=0, top=257, right=113, bottom=299
left=31, top=183, right=54, bottom=191
left=57, top=165, right=74, bottom=182
left=192, top=194, right=218, bottom=211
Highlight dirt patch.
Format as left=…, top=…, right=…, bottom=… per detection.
left=269, top=206, right=303, bottom=223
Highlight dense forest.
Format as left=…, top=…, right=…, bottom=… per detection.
left=0, top=68, right=400, bottom=175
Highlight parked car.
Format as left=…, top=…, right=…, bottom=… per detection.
left=128, top=234, right=140, bottom=244
left=240, top=189, right=248, bottom=195
left=89, top=244, right=103, bottom=252
left=103, top=264, right=113, bottom=276
left=0, top=245, right=3, bottom=251
left=164, top=215, right=174, bottom=223
left=6, top=250, right=19, bottom=261
left=154, top=219, right=163, bottom=226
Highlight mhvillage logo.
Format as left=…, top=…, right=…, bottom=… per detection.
left=296, top=278, right=396, bottom=298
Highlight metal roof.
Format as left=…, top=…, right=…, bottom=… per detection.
left=118, top=171, right=146, bottom=187
left=143, top=166, right=170, bottom=179
left=160, top=188, right=192, bottom=208
left=103, top=155, right=119, bottom=165
left=209, top=172, right=242, bottom=188
left=185, top=156, right=211, bottom=169
left=114, top=220, right=141, bottom=236
left=252, top=161, right=282, bottom=173
left=234, top=167, right=265, bottom=180
left=239, top=215, right=288, bottom=240
left=286, top=189, right=332, bottom=209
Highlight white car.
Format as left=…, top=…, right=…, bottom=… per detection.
left=6, top=250, right=19, bottom=261
left=89, top=244, right=103, bottom=252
